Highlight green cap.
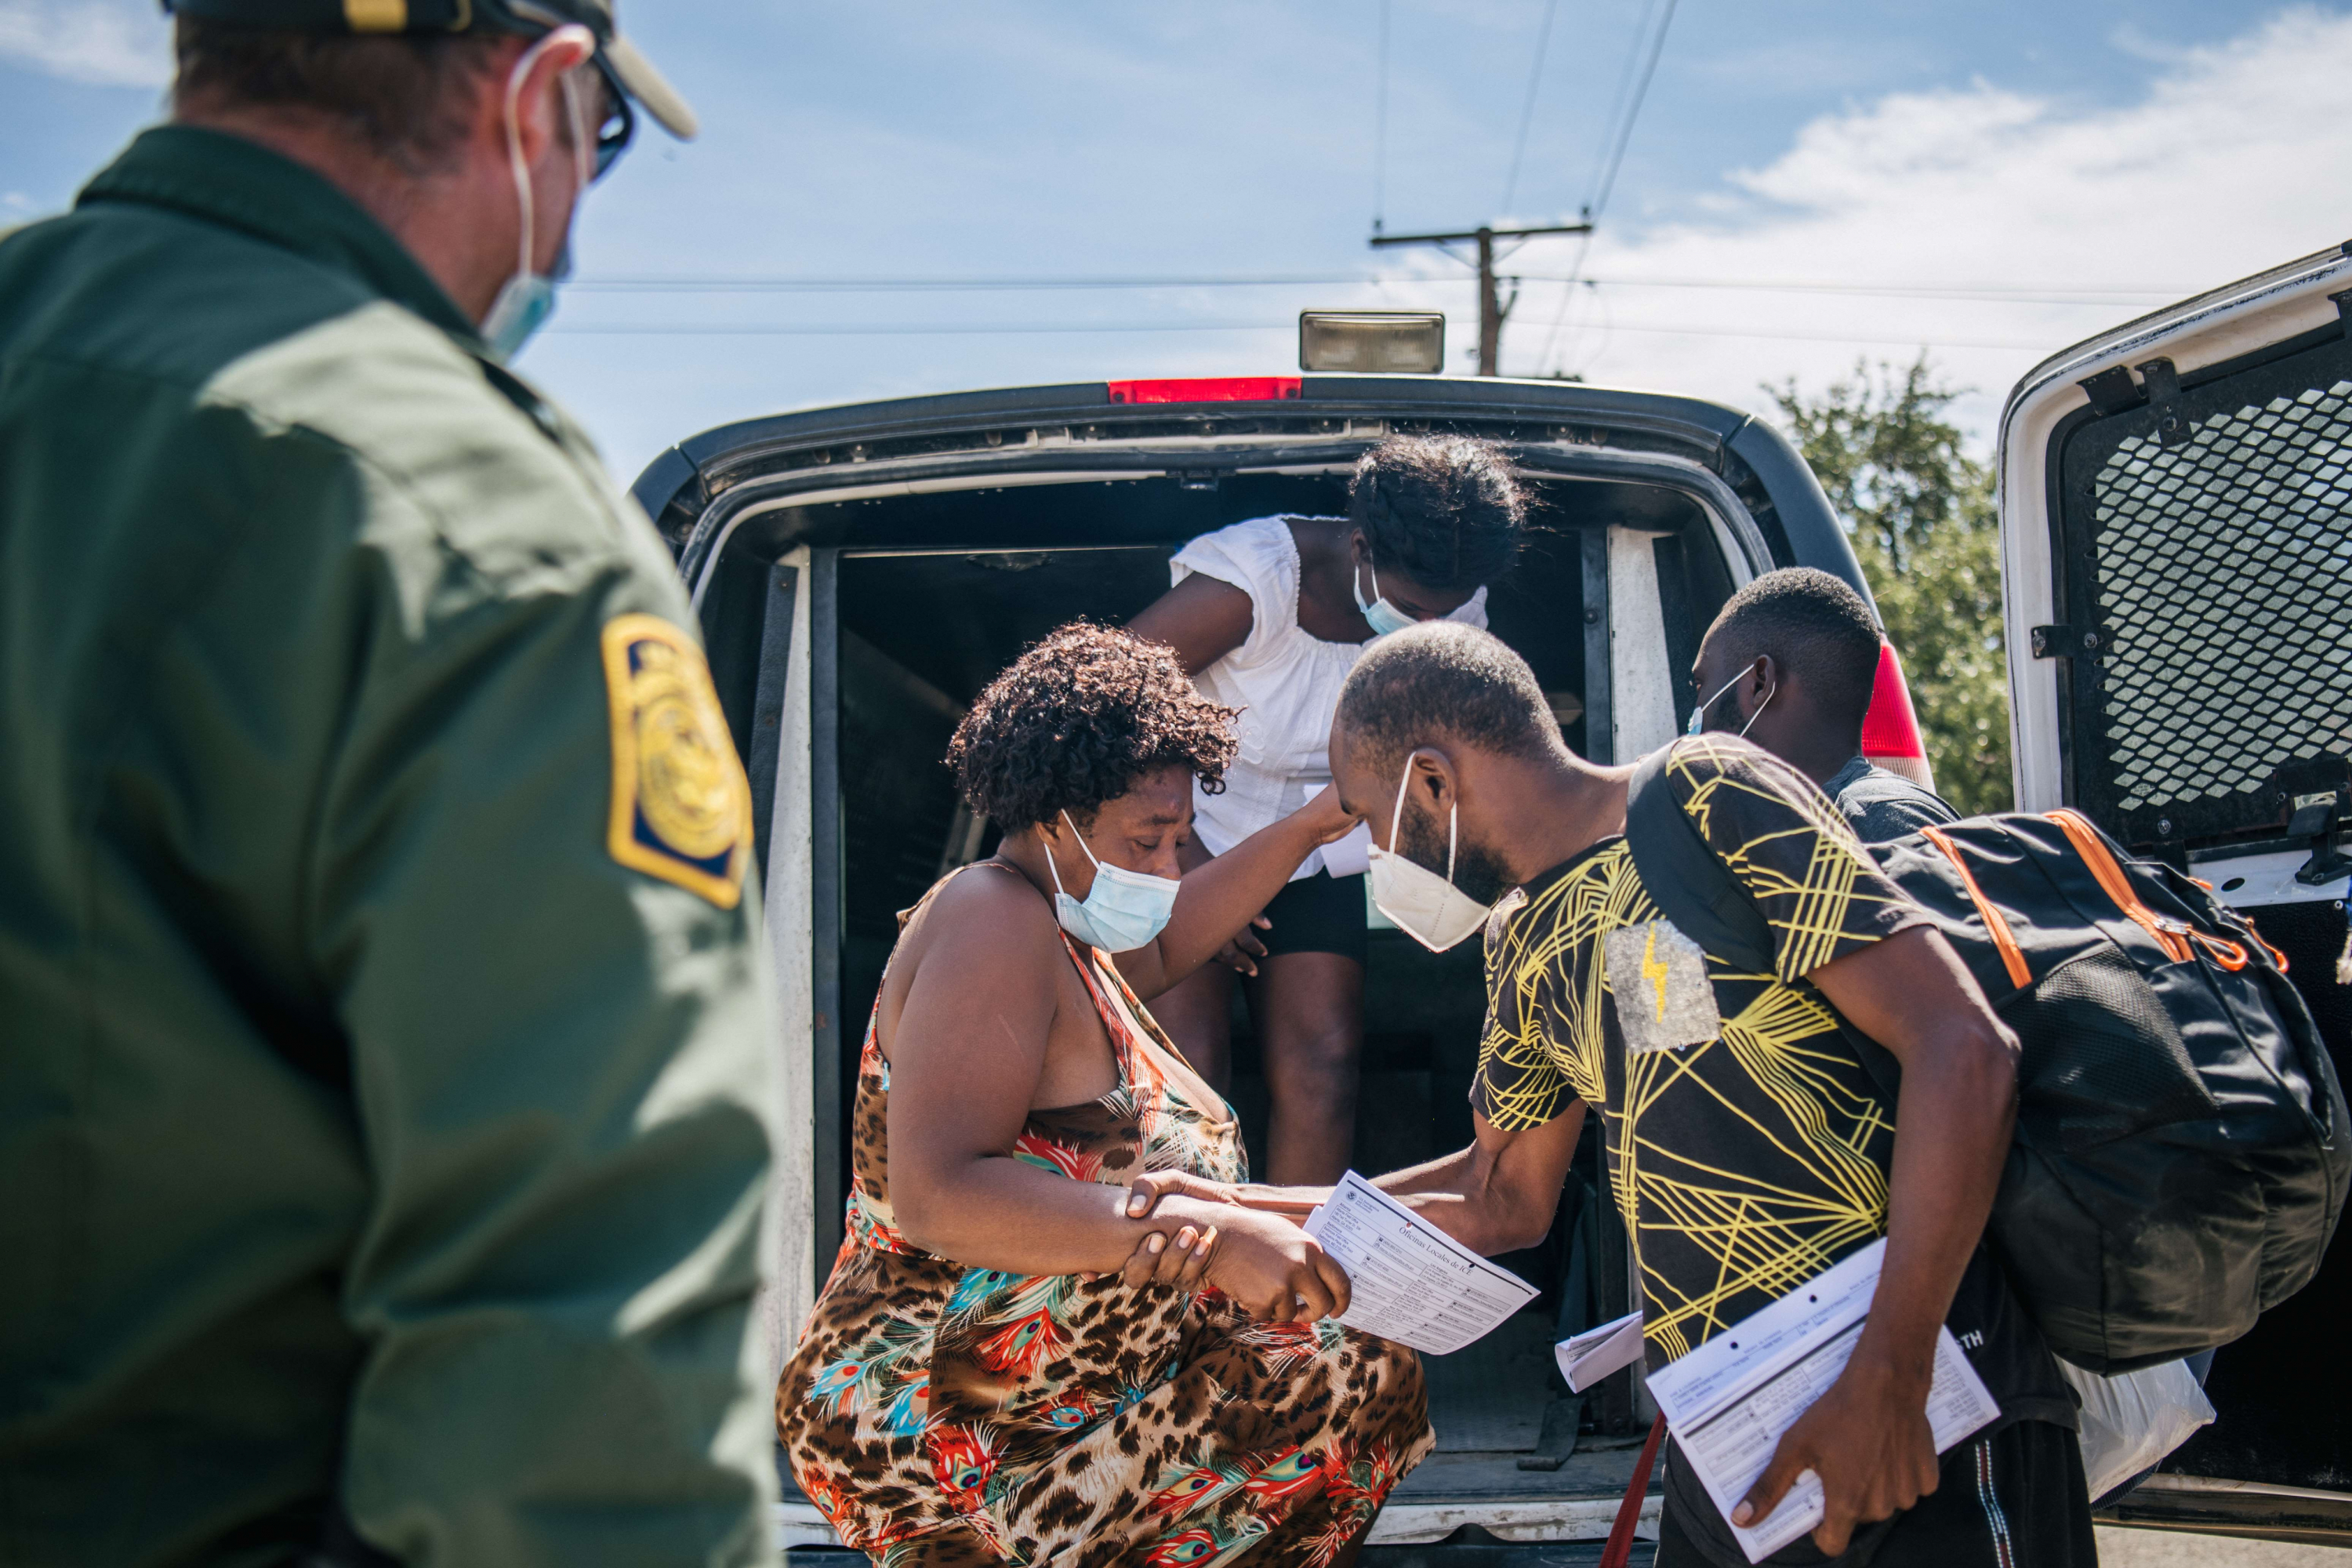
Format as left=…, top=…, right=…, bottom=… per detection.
left=159, top=0, right=697, bottom=139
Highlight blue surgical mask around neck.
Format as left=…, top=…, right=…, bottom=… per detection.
left=480, top=29, right=593, bottom=361
left=1043, top=810, right=1181, bottom=953
left=1352, top=556, right=1417, bottom=639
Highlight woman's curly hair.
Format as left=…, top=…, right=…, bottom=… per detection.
left=1349, top=434, right=1527, bottom=592
left=948, top=621, right=1238, bottom=833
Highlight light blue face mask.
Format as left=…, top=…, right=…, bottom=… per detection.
left=1352, top=555, right=1418, bottom=638
left=1044, top=810, right=1181, bottom=953
left=481, top=249, right=567, bottom=362
left=479, top=34, right=592, bottom=362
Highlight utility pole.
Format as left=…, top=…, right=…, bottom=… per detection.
left=1369, top=221, right=1591, bottom=376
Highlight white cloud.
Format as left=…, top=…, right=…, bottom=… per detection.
left=533, top=3, right=2352, bottom=483
left=1377, top=6, right=2352, bottom=447
left=0, top=0, right=171, bottom=88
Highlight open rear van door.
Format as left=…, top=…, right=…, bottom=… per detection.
left=640, top=372, right=1915, bottom=1559
left=2000, top=245, right=2352, bottom=1541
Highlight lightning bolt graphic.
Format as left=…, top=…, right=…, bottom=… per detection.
left=1642, top=924, right=1671, bottom=1022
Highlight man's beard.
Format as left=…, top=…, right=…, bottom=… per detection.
left=1396, top=799, right=1514, bottom=907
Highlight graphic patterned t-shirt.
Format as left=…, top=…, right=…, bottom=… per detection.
left=1472, top=734, right=1926, bottom=1364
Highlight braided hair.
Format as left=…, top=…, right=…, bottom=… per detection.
left=1347, top=434, right=1528, bottom=592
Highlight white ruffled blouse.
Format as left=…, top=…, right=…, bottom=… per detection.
left=1168, top=515, right=1489, bottom=880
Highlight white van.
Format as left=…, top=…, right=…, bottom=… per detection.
left=637, top=288, right=2350, bottom=1555
left=1998, top=246, right=2352, bottom=1544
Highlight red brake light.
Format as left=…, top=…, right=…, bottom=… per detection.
left=1105, top=377, right=1303, bottom=405
left=1860, top=641, right=1936, bottom=790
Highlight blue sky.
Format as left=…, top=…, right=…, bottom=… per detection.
left=7, top=2, right=2348, bottom=484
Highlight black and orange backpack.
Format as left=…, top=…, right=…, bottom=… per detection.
left=1624, top=749, right=2350, bottom=1374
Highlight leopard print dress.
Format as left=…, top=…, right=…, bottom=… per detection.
left=777, top=872, right=1430, bottom=1568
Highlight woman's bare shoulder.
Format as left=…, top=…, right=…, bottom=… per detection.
left=902, top=863, right=1062, bottom=968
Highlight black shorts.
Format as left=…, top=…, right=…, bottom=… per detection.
left=1256, top=870, right=1367, bottom=963
left=1658, top=1419, right=2095, bottom=1568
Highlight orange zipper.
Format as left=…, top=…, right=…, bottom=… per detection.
left=2045, top=809, right=2249, bottom=971
left=1920, top=826, right=2032, bottom=990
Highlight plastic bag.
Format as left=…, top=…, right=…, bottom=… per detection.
left=2057, top=1357, right=2216, bottom=1502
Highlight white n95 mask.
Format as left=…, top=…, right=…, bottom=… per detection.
left=1366, top=765, right=1493, bottom=953
left=1044, top=810, right=1181, bottom=953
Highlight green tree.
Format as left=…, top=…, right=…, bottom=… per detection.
left=1768, top=357, right=2013, bottom=815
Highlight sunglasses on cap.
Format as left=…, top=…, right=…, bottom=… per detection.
left=585, top=50, right=636, bottom=181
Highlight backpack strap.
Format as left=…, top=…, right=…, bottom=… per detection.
left=1623, top=746, right=1776, bottom=975
left=1623, top=746, right=1904, bottom=1104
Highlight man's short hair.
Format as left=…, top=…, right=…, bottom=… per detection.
left=1336, top=622, right=1561, bottom=781
left=174, top=18, right=509, bottom=176
left=1703, top=568, right=1883, bottom=729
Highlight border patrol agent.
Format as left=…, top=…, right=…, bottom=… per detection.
left=0, top=4, right=779, bottom=1564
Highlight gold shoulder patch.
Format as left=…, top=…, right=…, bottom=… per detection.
left=601, top=614, right=752, bottom=909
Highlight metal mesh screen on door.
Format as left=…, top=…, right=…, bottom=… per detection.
left=2059, top=342, right=2352, bottom=849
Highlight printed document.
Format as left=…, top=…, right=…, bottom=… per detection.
left=1645, top=1240, right=1998, bottom=1563
left=1556, top=1308, right=1646, bottom=1391
left=1302, top=1172, right=1537, bottom=1355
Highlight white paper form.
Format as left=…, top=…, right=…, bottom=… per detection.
left=1302, top=1172, right=1538, bottom=1355
left=1645, top=1240, right=1999, bottom=1563
left=1555, top=1308, right=1646, bottom=1392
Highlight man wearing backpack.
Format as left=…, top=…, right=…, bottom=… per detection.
left=1141, top=620, right=2092, bottom=1567
left=1686, top=568, right=1959, bottom=843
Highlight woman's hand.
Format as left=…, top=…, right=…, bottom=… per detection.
left=1106, top=1217, right=1218, bottom=1290
left=1213, top=913, right=1272, bottom=977
left=1201, top=1207, right=1353, bottom=1323
left=1125, top=1169, right=1326, bottom=1218
left=1294, top=782, right=1363, bottom=848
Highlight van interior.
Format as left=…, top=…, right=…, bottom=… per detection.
left=701, top=462, right=1742, bottom=1503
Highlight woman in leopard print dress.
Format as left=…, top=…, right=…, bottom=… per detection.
left=777, top=625, right=1428, bottom=1568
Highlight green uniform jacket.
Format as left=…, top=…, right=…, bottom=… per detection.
left=0, top=128, right=780, bottom=1566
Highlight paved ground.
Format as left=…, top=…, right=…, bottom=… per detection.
left=2096, top=1527, right=2348, bottom=1566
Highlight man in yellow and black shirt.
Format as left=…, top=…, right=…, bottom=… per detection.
left=1472, top=732, right=1925, bottom=1358
left=1303, top=623, right=2082, bottom=1567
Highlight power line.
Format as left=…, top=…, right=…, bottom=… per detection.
left=1588, top=0, right=1678, bottom=223
left=539, top=317, right=2067, bottom=350
left=1541, top=0, right=1679, bottom=375
left=564, top=270, right=2188, bottom=303
left=1530, top=318, right=2057, bottom=351
left=1370, top=221, right=1592, bottom=375
left=546, top=320, right=1295, bottom=336
left=569, top=272, right=1369, bottom=292
left=1500, top=0, right=1561, bottom=214
left=1552, top=277, right=2181, bottom=302
left=1373, top=0, right=1392, bottom=233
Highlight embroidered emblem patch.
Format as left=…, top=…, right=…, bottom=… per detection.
left=601, top=613, right=751, bottom=909
left=1604, top=919, right=1720, bottom=1054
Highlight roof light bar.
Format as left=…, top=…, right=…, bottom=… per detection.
left=1299, top=310, right=1445, bottom=374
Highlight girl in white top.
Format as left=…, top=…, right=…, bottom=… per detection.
left=1131, top=435, right=1528, bottom=1183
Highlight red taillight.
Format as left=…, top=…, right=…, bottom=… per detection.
left=1860, top=641, right=1936, bottom=790
left=1105, top=376, right=1303, bottom=405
